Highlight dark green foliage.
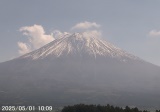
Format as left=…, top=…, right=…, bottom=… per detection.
left=62, top=104, right=157, bottom=112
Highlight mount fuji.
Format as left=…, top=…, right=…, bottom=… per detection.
left=0, top=32, right=160, bottom=108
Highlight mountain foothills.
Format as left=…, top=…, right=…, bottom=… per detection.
left=0, top=33, right=160, bottom=109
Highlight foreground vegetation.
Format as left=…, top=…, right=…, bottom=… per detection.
left=62, top=104, right=160, bottom=112
left=9, top=104, right=160, bottom=112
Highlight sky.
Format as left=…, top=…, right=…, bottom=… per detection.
left=0, top=0, right=160, bottom=66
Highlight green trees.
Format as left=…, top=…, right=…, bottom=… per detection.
left=62, top=104, right=154, bottom=112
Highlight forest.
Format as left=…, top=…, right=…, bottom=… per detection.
left=62, top=104, right=160, bottom=112
left=7, top=104, right=160, bottom=112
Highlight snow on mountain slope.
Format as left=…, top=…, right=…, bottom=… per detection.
left=1, top=32, right=160, bottom=108
left=19, top=32, right=141, bottom=61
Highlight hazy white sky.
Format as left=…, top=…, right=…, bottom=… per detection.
left=0, top=0, right=160, bottom=66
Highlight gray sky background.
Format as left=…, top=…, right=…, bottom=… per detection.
left=0, top=0, right=160, bottom=66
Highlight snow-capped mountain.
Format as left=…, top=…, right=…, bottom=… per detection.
left=20, top=33, right=139, bottom=61
left=0, top=32, right=160, bottom=109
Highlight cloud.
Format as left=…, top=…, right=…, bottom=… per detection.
left=146, top=30, right=160, bottom=49
left=71, top=21, right=102, bottom=39
left=71, top=21, right=101, bottom=30
left=18, top=22, right=102, bottom=55
left=51, top=30, right=71, bottom=39
left=149, top=30, right=160, bottom=37
left=82, top=30, right=102, bottom=38
left=19, top=24, right=54, bottom=49
left=17, top=42, right=30, bottom=55
left=18, top=24, right=54, bottom=55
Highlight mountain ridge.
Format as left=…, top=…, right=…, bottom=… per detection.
left=0, top=32, right=160, bottom=108
left=18, top=32, right=142, bottom=63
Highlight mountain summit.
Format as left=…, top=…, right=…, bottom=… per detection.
left=0, top=32, right=160, bottom=108
left=20, top=32, right=139, bottom=61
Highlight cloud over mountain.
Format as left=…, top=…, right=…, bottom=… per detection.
left=149, top=30, right=160, bottom=37
left=17, top=42, right=31, bottom=55
left=18, top=24, right=54, bottom=54
left=18, top=22, right=102, bottom=55
left=71, top=21, right=101, bottom=30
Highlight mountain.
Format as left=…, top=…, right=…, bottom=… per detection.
left=0, top=32, right=160, bottom=109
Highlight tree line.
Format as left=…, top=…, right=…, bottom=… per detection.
left=62, top=104, right=160, bottom=112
